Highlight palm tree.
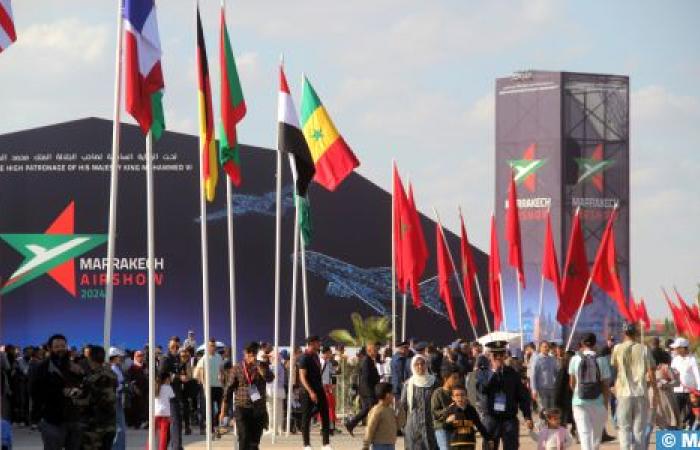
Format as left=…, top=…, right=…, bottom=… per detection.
left=329, top=313, right=391, bottom=347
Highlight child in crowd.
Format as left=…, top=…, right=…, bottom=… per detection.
left=153, top=372, right=175, bottom=450
left=690, top=390, right=700, bottom=430
left=528, top=408, right=574, bottom=450
left=444, top=385, right=491, bottom=449
left=363, top=382, right=398, bottom=450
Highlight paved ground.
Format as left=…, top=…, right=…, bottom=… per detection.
left=10, top=422, right=643, bottom=449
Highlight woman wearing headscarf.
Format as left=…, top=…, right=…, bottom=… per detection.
left=400, top=355, right=439, bottom=449
left=650, top=349, right=680, bottom=429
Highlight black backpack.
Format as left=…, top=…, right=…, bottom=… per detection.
left=577, top=354, right=602, bottom=400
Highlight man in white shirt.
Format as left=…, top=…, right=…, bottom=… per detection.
left=194, top=339, right=224, bottom=437
left=670, top=337, right=700, bottom=427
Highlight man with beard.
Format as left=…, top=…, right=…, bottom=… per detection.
left=126, top=351, right=148, bottom=429
left=31, top=334, right=87, bottom=450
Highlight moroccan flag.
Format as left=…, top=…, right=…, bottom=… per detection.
left=505, top=172, right=525, bottom=287
left=541, top=210, right=561, bottom=296
left=488, top=214, right=504, bottom=331
left=459, top=211, right=478, bottom=327
left=196, top=7, right=218, bottom=202
left=628, top=295, right=639, bottom=323
left=664, top=288, right=687, bottom=335
left=278, top=66, right=315, bottom=197
left=590, top=210, right=633, bottom=322
left=638, top=299, right=651, bottom=331
left=393, top=164, right=409, bottom=293
left=218, top=6, right=246, bottom=186
left=397, top=183, right=428, bottom=308
left=300, top=76, right=360, bottom=191
left=123, top=0, right=165, bottom=139
left=558, top=210, right=590, bottom=326
left=0, top=0, right=17, bottom=53
left=436, top=222, right=457, bottom=330
left=675, top=288, right=700, bottom=338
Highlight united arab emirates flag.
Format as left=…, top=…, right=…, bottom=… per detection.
left=218, top=6, right=246, bottom=186
left=278, top=65, right=315, bottom=197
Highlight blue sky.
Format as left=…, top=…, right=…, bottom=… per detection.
left=1, top=0, right=699, bottom=319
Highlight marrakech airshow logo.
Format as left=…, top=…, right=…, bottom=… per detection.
left=575, top=143, right=614, bottom=192
left=507, top=143, right=546, bottom=193
left=0, top=201, right=107, bottom=296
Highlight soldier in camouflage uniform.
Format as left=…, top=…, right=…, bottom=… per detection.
left=81, top=346, right=117, bottom=450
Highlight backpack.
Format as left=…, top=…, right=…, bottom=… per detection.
left=577, top=354, right=602, bottom=400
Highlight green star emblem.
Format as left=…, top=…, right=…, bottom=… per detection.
left=311, top=129, right=324, bottom=141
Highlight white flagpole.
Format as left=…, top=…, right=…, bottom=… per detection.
left=517, top=274, right=523, bottom=350
left=226, top=179, right=237, bottom=361
left=285, top=185, right=301, bottom=437
left=272, top=54, right=284, bottom=444
left=194, top=2, right=212, bottom=448
left=145, top=131, right=156, bottom=450
left=499, top=274, right=508, bottom=332
left=299, top=72, right=310, bottom=338
left=432, top=207, right=477, bottom=338
left=104, top=0, right=125, bottom=351
left=536, top=274, right=545, bottom=342
left=221, top=0, right=237, bottom=366
left=564, top=277, right=593, bottom=352
left=402, top=293, right=407, bottom=342
left=391, top=160, right=396, bottom=349
left=473, top=273, right=491, bottom=334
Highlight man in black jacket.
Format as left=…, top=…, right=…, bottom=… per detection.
left=344, top=341, right=380, bottom=436
left=31, top=334, right=87, bottom=450
left=477, top=341, right=533, bottom=450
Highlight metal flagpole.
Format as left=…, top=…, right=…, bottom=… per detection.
left=272, top=54, right=284, bottom=443
left=285, top=190, right=301, bottom=437
left=104, top=0, right=125, bottom=352
left=226, top=179, right=237, bottom=361
left=401, top=293, right=407, bottom=342
left=565, top=277, right=593, bottom=351
left=432, top=208, right=477, bottom=338
left=145, top=131, right=156, bottom=450
left=221, top=0, right=237, bottom=366
left=536, top=274, right=545, bottom=342
left=517, top=275, right=523, bottom=350
left=194, top=2, right=212, bottom=447
left=499, top=275, right=507, bottom=332
left=473, top=273, right=490, bottom=334
left=391, top=160, right=396, bottom=349
left=299, top=73, right=310, bottom=339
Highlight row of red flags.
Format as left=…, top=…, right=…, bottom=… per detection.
left=665, top=287, right=700, bottom=338
left=394, top=163, right=638, bottom=334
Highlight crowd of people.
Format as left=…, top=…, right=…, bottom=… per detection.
left=0, top=322, right=699, bottom=450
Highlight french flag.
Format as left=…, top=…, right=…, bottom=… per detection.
left=0, top=0, right=17, bottom=53
left=123, top=0, right=165, bottom=137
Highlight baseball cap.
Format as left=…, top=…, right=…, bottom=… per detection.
left=108, top=347, right=125, bottom=358
left=670, top=337, right=689, bottom=349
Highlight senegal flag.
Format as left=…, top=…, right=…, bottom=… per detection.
left=218, top=6, right=246, bottom=187
left=300, top=76, right=359, bottom=191
left=196, top=6, right=217, bottom=202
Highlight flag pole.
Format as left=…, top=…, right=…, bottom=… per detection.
left=517, top=273, right=523, bottom=350
left=225, top=179, right=237, bottom=360
left=271, top=54, right=284, bottom=443
left=104, top=0, right=125, bottom=351
left=391, top=160, right=396, bottom=349
left=221, top=0, right=237, bottom=365
left=285, top=183, right=301, bottom=437
left=145, top=131, right=156, bottom=450
left=195, top=1, right=212, bottom=447
left=564, top=277, right=593, bottom=351
left=299, top=73, right=310, bottom=339
left=536, top=274, right=545, bottom=342
left=432, top=207, right=477, bottom=338
left=499, top=274, right=507, bottom=332
left=473, top=273, right=490, bottom=334
left=402, top=293, right=407, bottom=342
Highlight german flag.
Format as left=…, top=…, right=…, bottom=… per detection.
left=300, top=76, right=359, bottom=191
left=196, top=5, right=217, bottom=202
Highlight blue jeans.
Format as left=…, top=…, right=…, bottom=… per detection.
left=435, top=429, right=450, bottom=450
left=112, top=397, right=126, bottom=450
left=372, top=445, right=395, bottom=450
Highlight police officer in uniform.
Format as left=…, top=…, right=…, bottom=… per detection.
left=476, top=341, right=532, bottom=450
